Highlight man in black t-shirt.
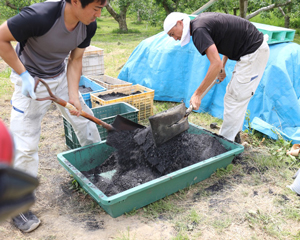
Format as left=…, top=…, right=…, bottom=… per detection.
left=0, top=0, right=107, bottom=233
left=164, top=12, right=269, bottom=142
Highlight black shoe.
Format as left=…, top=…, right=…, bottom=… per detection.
left=12, top=211, right=41, bottom=233
left=234, top=132, right=241, bottom=144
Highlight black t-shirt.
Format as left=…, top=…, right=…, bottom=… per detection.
left=7, top=0, right=97, bottom=78
left=191, top=12, right=263, bottom=61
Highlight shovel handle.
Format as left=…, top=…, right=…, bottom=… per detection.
left=35, top=78, right=115, bottom=131
left=186, top=77, right=219, bottom=117
left=200, top=77, right=219, bottom=101
left=63, top=101, right=115, bottom=131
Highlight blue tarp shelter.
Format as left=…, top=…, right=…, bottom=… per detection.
left=118, top=32, right=300, bottom=144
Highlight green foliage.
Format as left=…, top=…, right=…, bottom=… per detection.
left=142, top=196, right=183, bottom=219
left=0, top=0, right=43, bottom=19
left=244, top=110, right=254, bottom=135
left=69, top=178, right=88, bottom=196
left=250, top=11, right=285, bottom=27
left=124, top=208, right=138, bottom=216
left=215, top=164, right=234, bottom=177
left=290, top=18, right=300, bottom=28
left=129, top=0, right=165, bottom=27
left=171, top=233, right=190, bottom=240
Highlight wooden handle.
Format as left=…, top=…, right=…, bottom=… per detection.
left=55, top=98, right=115, bottom=131
left=200, top=78, right=217, bottom=101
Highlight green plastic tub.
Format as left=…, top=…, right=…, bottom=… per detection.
left=57, top=123, right=244, bottom=218
left=63, top=102, right=139, bottom=149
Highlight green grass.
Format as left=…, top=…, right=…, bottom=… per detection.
left=142, top=196, right=184, bottom=220
left=92, top=17, right=162, bottom=77
left=250, top=12, right=285, bottom=27
left=94, top=16, right=162, bottom=42
left=115, top=227, right=136, bottom=240
left=0, top=68, right=13, bottom=99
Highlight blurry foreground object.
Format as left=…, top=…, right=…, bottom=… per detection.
left=0, top=118, right=14, bottom=165
left=0, top=119, right=39, bottom=222
left=286, top=144, right=300, bottom=157
left=287, top=168, right=300, bottom=196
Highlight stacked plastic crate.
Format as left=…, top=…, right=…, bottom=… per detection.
left=251, top=22, right=295, bottom=45
left=63, top=102, right=140, bottom=149
left=90, top=84, right=154, bottom=121
left=64, top=46, right=154, bottom=149
left=82, top=45, right=105, bottom=76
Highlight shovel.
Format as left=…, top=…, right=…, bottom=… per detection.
left=34, top=78, right=144, bottom=132
left=149, top=78, right=219, bottom=146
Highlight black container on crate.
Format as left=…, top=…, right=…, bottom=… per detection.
left=91, top=84, right=155, bottom=121
left=79, top=76, right=106, bottom=108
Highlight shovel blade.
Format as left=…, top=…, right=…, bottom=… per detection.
left=149, top=103, right=189, bottom=146
left=111, top=115, right=145, bottom=132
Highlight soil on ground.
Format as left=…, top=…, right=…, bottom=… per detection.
left=0, top=59, right=299, bottom=239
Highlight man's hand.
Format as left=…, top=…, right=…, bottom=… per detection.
left=20, top=70, right=37, bottom=99
left=217, top=68, right=226, bottom=82
left=190, top=92, right=201, bottom=111
left=68, top=97, right=82, bottom=117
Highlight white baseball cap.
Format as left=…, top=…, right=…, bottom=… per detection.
left=163, top=12, right=191, bottom=47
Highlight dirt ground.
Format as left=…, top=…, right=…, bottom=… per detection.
left=0, top=60, right=299, bottom=240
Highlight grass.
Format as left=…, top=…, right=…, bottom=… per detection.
left=0, top=68, right=12, bottom=99
left=1, top=14, right=300, bottom=240
left=142, top=196, right=184, bottom=220
left=91, top=16, right=162, bottom=78
left=115, top=227, right=136, bottom=240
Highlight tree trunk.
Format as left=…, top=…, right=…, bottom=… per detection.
left=233, top=7, right=239, bottom=16
left=161, top=0, right=173, bottom=15
left=246, top=0, right=292, bottom=20
left=105, top=2, right=130, bottom=32
left=118, top=11, right=128, bottom=32
left=137, top=10, right=141, bottom=23
left=279, top=6, right=291, bottom=29
left=192, top=0, right=218, bottom=15
left=284, top=15, right=290, bottom=28
left=240, top=0, right=248, bottom=18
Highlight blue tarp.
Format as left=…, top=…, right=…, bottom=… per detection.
left=118, top=32, right=300, bottom=143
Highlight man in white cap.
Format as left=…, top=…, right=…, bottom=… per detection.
left=163, top=12, right=270, bottom=143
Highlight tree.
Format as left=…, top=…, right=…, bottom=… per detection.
left=243, top=0, right=292, bottom=20
left=0, top=0, right=42, bottom=18
left=105, top=0, right=134, bottom=32
left=129, top=0, right=165, bottom=27
left=154, top=0, right=179, bottom=15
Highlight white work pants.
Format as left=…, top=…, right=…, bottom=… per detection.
left=219, top=38, right=270, bottom=141
left=10, top=70, right=101, bottom=177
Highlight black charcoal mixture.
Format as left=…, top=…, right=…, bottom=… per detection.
left=81, top=126, right=228, bottom=197
left=79, top=85, right=93, bottom=93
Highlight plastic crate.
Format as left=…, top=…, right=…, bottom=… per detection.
left=82, top=45, right=105, bottom=76
left=90, top=84, right=154, bottom=121
left=87, top=75, right=132, bottom=90
left=252, top=22, right=295, bottom=44
left=57, top=123, right=244, bottom=218
left=79, top=76, right=106, bottom=108
left=63, top=102, right=139, bottom=149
